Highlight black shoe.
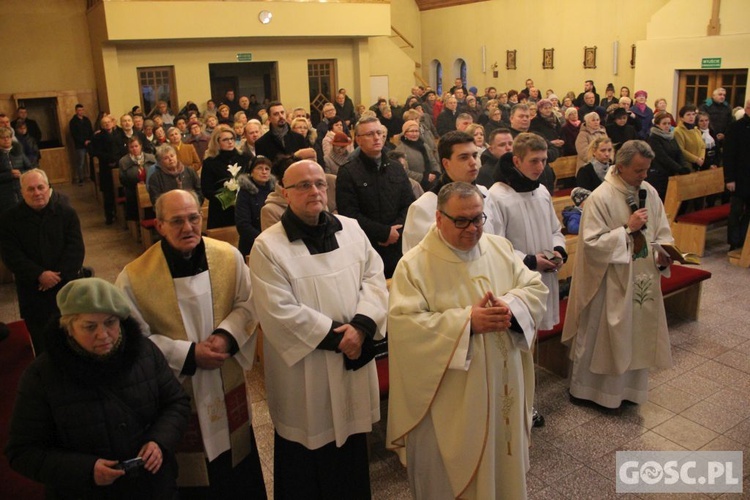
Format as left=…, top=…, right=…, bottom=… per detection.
left=532, top=408, right=545, bottom=427
left=0, top=322, right=10, bottom=342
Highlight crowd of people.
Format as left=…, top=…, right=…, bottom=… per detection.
left=1, top=74, right=749, bottom=499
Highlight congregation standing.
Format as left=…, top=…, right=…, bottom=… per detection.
left=2, top=74, right=746, bottom=499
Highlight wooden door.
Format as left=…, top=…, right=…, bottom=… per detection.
left=308, top=59, right=336, bottom=126
left=678, top=69, right=747, bottom=109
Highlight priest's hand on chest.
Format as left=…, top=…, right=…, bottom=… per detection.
left=470, top=291, right=512, bottom=334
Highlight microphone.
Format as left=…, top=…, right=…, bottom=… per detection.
left=626, top=194, right=638, bottom=213
left=638, top=189, right=648, bottom=229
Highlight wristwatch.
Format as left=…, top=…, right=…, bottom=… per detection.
left=623, top=224, right=633, bottom=235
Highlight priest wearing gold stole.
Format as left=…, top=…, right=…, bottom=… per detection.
left=116, top=190, right=266, bottom=498
left=387, top=182, right=548, bottom=500
left=562, top=140, right=674, bottom=410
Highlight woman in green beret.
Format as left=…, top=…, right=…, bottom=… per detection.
left=5, top=278, right=190, bottom=499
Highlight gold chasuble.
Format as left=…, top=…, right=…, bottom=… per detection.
left=124, top=239, right=252, bottom=487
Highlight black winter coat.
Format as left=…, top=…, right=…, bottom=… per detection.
left=236, top=173, right=274, bottom=256
left=254, top=128, right=308, bottom=162
left=201, top=149, right=251, bottom=229
left=336, top=150, right=415, bottom=277
left=5, top=318, right=190, bottom=499
left=0, top=190, right=85, bottom=318
left=724, top=115, right=750, bottom=197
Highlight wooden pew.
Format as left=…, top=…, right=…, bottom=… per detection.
left=551, top=195, right=577, bottom=280
left=549, top=155, right=577, bottom=196
left=663, top=168, right=729, bottom=256
left=728, top=222, right=750, bottom=268
left=111, top=168, right=127, bottom=230
left=205, top=226, right=239, bottom=248
left=136, top=183, right=157, bottom=250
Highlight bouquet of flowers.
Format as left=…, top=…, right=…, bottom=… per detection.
left=215, top=163, right=242, bottom=210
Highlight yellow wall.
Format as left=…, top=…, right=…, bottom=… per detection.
left=637, top=0, right=750, bottom=111
left=108, top=39, right=362, bottom=116
left=102, top=1, right=390, bottom=40
left=419, top=0, right=669, bottom=97
left=0, top=0, right=96, bottom=94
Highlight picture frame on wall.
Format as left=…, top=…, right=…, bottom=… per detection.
left=543, top=48, right=554, bottom=69
left=630, top=44, right=636, bottom=68
left=506, top=50, right=517, bottom=70
left=583, top=46, right=597, bottom=69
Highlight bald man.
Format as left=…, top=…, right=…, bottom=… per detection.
left=249, top=160, right=387, bottom=499
left=117, top=190, right=266, bottom=498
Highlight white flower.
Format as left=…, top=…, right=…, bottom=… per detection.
left=227, top=163, right=242, bottom=178
left=224, top=178, right=239, bottom=191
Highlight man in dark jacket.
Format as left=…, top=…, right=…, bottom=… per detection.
left=436, top=96, right=459, bottom=137
left=723, top=99, right=750, bottom=250
left=476, top=128, right=513, bottom=188
left=69, top=104, right=94, bottom=185
left=700, top=87, right=733, bottom=144
left=574, top=80, right=600, bottom=108
left=11, top=106, right=42, bottom=143
left=336, top=116, right=415, bottom=277
left=255, top=101, right=316, bottom=162
left=91, top=115, right=122, bottom=224
left=0, top=169, right=85, bottom=353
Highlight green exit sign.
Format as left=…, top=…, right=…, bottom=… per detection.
left=701, top=57, right=721, bottom=69
left=236, top=53, right=253, bottom=62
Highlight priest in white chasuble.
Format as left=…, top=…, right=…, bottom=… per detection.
left=387, top=182, right=548, bottom=500
left=562, top=140, right=674, bottom=410
left=249, top=160, right=387, bottom=499
left=116, top=189, right=265, bottom=499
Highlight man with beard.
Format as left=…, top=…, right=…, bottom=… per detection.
left=255, top=101, right=316, bottom=162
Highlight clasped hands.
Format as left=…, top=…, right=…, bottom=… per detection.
left=471, top=291, right=512, bottom=334
left=333, top=323, right=365, bottom=360
left=195, top=334, right=231, bottom=370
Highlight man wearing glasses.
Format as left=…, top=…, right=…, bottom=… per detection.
left=117, top=189, right=266, bottom=498
left=387, top=181, right=547, bottom=500
left=336, top=116, right=415, bottom=278
left=250, top=160, right=387, bottom=498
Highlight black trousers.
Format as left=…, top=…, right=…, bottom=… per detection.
left=179, top=427, right=267, bottom=499
left=728, top=193, right=750, bottom=248
left=273, top=432, right=371, bottom=500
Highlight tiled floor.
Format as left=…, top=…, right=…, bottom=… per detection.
left=1, top=181, right=748, bottom=499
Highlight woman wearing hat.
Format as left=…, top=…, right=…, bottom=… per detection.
left=236, top=155, right=275, bottom=255
left=600, top=83, right=619, bottom=110
left=605, top=107, right=638, bottom=152
left=632, top=90, right=654, bottom=139
left=324, top=131, right=353, bottom=175
left=5, top=278, right=190, bottom=499
left=394, top=120, right=440, bottom=191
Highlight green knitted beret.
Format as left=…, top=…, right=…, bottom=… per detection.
left=56, top=278, right=131, bottom=318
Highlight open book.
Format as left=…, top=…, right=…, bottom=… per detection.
left=654, top=243, right=701, bottom=265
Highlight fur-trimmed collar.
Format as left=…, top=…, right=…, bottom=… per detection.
left=237, top=173, right=276, bottom=194
left=44, top=316, right=146, bottom=385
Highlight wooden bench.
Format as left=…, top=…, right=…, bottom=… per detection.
left=549, top=155, right=576, bottom=197
left=664, top=168, right=729, bottom=256
left=536, top=265, right=712, bottom=377
left=552, top=195, right=577, bottom=280
left=205, top=226, right=239, bottom=248
left=112, top=168, right=128, bottom=230
left=728, top=222, right=750, bottom=268
left=136, top=183, right=157, bottom=250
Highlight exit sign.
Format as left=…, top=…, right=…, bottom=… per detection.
left=236, top=53, right=253, bottom=62
left=701, top=57, right=721, bottom=69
